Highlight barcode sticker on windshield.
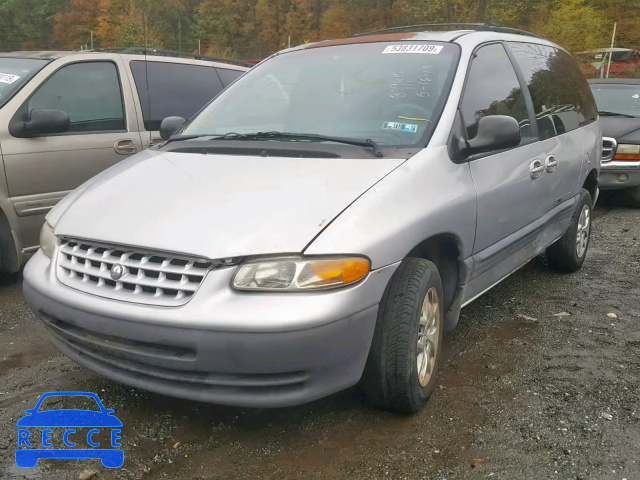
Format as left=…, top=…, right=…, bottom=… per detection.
left=0, top=73, right=20, bottom=85
left=382, top=45, right=443, bottom=55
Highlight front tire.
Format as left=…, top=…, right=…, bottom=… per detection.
left=546, top=188, right=593, bottom=272
left=363, top=258, right=444, bottom=414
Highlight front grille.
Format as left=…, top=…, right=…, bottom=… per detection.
left=602, top=137, right=617, bottom=162
left=56, top=239, right=216, bottom=306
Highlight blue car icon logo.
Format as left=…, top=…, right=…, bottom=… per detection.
left=15, top=391, right=123, bottom=468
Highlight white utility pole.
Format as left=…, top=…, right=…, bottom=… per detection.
left=606, top=22, right=617, bottom=79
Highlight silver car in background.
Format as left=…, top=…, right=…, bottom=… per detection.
left=23, top=24, right=601, bottom=413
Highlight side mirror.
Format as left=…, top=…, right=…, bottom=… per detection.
left=22, top=109, right=70, bottom=137
left=159, top=116, right=187, bottom=140
left=464, top=115, right=521, bottom=155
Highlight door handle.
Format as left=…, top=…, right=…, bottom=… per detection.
left=545, top=155, right=558, bottom=173
left=530, top=159, right=544, bottom=179
left=114, top=139, right=139, bottom=155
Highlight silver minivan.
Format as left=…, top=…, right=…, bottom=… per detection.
left=23, top=25, right=601, bottom=413
left=0, top=49, right=247, bottom=273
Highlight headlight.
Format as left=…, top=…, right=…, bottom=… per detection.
left=615, top=144, right=640, bottom=161
left=232, top=256, right=371, bottom=291
left=39, top=222, right=56, bottom=258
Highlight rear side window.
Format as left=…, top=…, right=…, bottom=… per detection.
left=508, top=42, right=598, bottom=140
left=460, top=43, right=531, bottom=142
left=130, top=61, right=224, bottom=131
left=28, top=61, right=125, bottom=132
left=216, top=68, right=243, bottom=87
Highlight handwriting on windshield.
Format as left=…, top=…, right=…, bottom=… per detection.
left=389, top=65, right=435, bottom=99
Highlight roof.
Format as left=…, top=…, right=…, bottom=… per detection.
left=301, top=31, right=467, bottom=50
left=0, top=49, right=250, bottom=69
left=0, top=51, right=76, bottom=60
left=350, top=23, right=543, bottom=39
left=588, top=78, right=640, bottom=85
left=289, top=24, right=554, bottom=54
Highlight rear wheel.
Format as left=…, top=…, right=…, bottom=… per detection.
left=622, top=185, right=640, bottom=208
left=546, top=188, right=592, bottom=273
left=363, top=258, right=444, bottom=414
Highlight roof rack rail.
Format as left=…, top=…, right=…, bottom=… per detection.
left=87, top=47, right=254, bottom=68
left=351, top=23, right=544, bottom=39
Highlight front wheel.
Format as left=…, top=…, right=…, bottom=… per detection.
left=546, top=188, right=593, bottom=272
left=362, top=258, right=444, bottom=414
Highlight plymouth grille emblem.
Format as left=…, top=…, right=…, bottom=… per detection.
left=110, top=264, right=125, bottom=281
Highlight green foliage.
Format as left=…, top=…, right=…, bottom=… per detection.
left=0, top=0, right=66, bottom=50
left=539, top=0, right=609, bottom=52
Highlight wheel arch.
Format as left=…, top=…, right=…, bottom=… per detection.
left=0, top=206, right=20, bottom=272
left=582, top=168, right=598, bottom=202
left=405, top=233, right=464, bottom=313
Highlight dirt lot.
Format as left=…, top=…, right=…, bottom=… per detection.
left=1, top=203, right=639, bottom=480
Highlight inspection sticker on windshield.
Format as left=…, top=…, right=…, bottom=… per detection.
left=382, top=45, right=443, bottom=55
left=0, top=73, right=20, bottom=84
left=382, top=121, right=418, bottom=133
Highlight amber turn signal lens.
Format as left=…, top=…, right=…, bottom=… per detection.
left=297, top=258, right=370, bottom=289
left=614, top=154, right=640, bottom=161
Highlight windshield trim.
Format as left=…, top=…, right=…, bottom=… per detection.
left=0, top=57, right=51, bottom=109
left=179, top=41, right=462, bottom=152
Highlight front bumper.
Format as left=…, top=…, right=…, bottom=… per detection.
left=599, top=161, right=640, bottom=190
left=23, top=250, right=398, bottom=407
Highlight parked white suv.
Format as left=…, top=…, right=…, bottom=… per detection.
left=0, top=48, right=248, bottom=273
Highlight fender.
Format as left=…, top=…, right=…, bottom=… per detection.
left=0, top=141, right=21, bottom=272
left=0, top=202, right=21, bottom=272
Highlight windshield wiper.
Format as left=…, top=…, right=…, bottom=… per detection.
left=598, top=111, right=637, bottom=118
left=163, top=134, right=217, bottom=145
left=214, top=131, right=384, bottom=157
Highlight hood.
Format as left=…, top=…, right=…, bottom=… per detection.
left=54, top=151, right=404, bottom=259
left=599, top=116, right=640, bottom=142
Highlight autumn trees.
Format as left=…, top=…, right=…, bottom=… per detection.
left=0, top=0, right=638, bottom=57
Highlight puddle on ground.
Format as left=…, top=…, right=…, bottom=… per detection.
left=0, top=343, right=58, bottom=375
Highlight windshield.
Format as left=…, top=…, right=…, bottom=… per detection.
left=0, top=58, right=49, bottom=109
left=182, top=42, right=459, bottom=149
left=590, top=84, right=640, bottom=117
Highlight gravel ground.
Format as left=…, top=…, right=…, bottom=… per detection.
left=1, top=204, right=639, bottom=480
